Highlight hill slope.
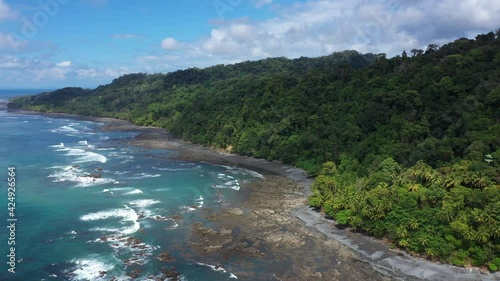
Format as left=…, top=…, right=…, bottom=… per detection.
left=9, top=32, right=500, bottom=270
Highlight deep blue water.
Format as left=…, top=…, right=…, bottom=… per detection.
left=0, top=90, right=262, bottom=280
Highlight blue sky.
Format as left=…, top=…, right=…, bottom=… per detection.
left=0, top=0, right=498, bottom=89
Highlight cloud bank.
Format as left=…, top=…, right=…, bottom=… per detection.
left=1, top=0, right=499, bottom=87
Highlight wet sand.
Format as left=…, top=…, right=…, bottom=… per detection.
left=13, top=110, right=500, bottom=281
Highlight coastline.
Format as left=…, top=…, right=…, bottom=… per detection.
left=11, top=109, right=500, bottom=281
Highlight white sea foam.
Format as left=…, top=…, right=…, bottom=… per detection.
left=213, top=184, right=240, bottom=191
left=81, top=206, right=138, bottom=222
left=51, top=125, right=80, bottom=135
left=129, top=199, right=161, bottom=208
left=225, top=180, right=239, bottom=186
left=214, top=164, right=235, bottom=170
left=153, top=188, right=172, bottom=192
left=196, top=196, right=204, bottom=208
left=153, top=167, right=184, bottom=171
left=121, top=222, right=141, bottom=235
left=51, top=124, right=96, bottom=137
left=81, top=206, right=140, bottom=235
left=124, top=189, right=144, bottom=195
left=46, top=165, right=67, bottom=169
left=153, top=165, right=201, bottom=171
left=67, top=148, right=107, bottom=164
left=215, top=173, right=243, bottom=189
left=68, top=257, right=114, bottom=281
left=76, top=140, right=95, bottom=150
left=92, top=235, right=155, bottom=264
left=196, top=262, right=237, bottom=278
left=109, top=152, right=134, bottom=161
left=49, top=142, right=71, bottom=152
left=48, top=167, right=117, bottom=187
left=51, top=142, right=107, bottom=164
left=167, top=221, right=179, bottom=229
left=96, top=147, right=115, bottom=151
left=49, top=143, right=65, bottom=149
left=228, top=168, right=265, bottom=179
left=129, top=173, right=161, bottom=179
left=90, top=227, right=118, bottom=232
left=196, top=262, right=227, bottom=272
left=181, top=206, right=197, bottom=212
left=241, top=169, right=265, bottom=179
left=109, top=187, right=133, bottom=191
left=217, top=164, right=265, bottom=179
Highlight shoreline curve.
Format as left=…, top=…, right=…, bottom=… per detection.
left=11, top=109, right=499, bottom=281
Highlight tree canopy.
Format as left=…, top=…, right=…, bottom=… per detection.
left=9, top=31, right=500, bottom=270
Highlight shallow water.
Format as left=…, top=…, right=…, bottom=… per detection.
left=0, top=97, right=262, bottom=280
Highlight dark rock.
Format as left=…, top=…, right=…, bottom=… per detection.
left=157, top=252, right=175, bottom=263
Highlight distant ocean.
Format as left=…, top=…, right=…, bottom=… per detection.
left=0, top=89, right=261, bottom=280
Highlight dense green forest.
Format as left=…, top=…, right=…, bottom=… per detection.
left=9, top=31, right=500, bottom=270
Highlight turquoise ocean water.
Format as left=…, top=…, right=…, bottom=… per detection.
left=0, top=90, right=262, bottom=280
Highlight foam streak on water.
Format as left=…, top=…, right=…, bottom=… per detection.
left=0, top=109, right=264, bottom=281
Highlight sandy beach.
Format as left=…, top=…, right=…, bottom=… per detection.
left=13, top=110, right=500, bottom=281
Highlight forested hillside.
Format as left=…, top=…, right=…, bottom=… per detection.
left=10, top=31, right=500, bottom=270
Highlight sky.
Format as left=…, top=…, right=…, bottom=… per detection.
left=0, top=0, right=498, bottom=89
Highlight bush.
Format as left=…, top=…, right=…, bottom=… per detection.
left=334, top=210, right=351, bottom=225
left=308, top=196, right=322, bottom=208
left=468, top=246, right=489, bottom=266
left=450, top=250, right=469, bottom=267
left=488, top=257, right=500, bottom=272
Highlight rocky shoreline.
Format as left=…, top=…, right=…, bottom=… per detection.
left=13, top=110, right=500, bottom=281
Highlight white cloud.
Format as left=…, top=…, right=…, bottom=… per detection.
left=0, top=33, right=26, bottom=51
left=186, top=0, right=500, bottom=62
left=161, top=37, right=180, bottom=50
left=0, top=0, right=18, bottom=20
left=76, top=68, right=99, bottom=78
left=137, top=54, right=180, bottom=63
left=104, top=67, right=129, bottom=77
left=0, top=56, right=25, bottom=69
left=2, top=0, right=500, bottom=88
left=56, top=61, right=72, bottom=67
left=32, top=67, right=70, bottom=81
left=0, top=54, right=133, bottom=86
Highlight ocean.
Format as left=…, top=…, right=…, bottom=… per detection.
left=0, top=90, right=262, bottom=280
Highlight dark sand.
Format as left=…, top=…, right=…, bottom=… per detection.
left=13, top=110, right=500, bottom=281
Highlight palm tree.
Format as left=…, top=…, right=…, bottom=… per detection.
left=408, top=183, right=421, bottom=192
left=442, top=174, right=462, bottom=189
left=408, top=219, right=419, bottom=230
left=418, top=237, right=428, bottom=247
left=474, top=226, right=490, bottom=243
left=395, top=226, right=408, bottom=239
left=471, top=208, right=488, bottom=223
left=463, top=173, right=491, bottom=189
left=425, top=248, right=437, bottom=258
left=398, top=239, right=410, bottom=248
left=489, top=222, right=500, bottom=239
